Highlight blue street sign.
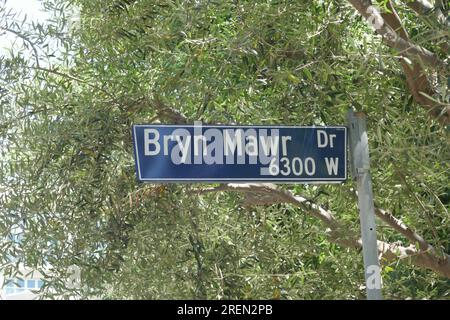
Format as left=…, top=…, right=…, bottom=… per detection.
left=132, top=124, right=347, bottom=183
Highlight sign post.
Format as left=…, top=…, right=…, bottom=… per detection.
left=347, top=110, right=383, bottom=300
left=132, top=117, right=381, bottom=299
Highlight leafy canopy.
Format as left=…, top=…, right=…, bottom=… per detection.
left=0, top=0, right=449, bottom=299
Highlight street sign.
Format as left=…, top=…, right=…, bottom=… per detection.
left=132, top=123, right=347, bottom=183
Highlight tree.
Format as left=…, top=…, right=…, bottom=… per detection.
left=0, top=0, right=449, bottom=299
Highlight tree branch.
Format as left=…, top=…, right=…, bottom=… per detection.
left=133, top=96, right=189, bottom=124
left=382, top=1, right=450, bottom=124
left=152, top=97, right=189, bottom=124
left=380, top=0, right=410, bottom=40
left=347, top=0, right=450, bottom=124
left=1, top=27, right=40, bottom=68
left=194, top=183, right=450, bottom=279
left=374, top=207, right=430, bottom=251
left=400, top=0, right=449, bottom=28
left=32, top=66, right=119, bottom=103
left=347, top=0, right=444, bottom=68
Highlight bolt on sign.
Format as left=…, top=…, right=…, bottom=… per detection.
left=132, top=122, right=347, bottom=183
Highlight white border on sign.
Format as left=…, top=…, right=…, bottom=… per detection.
left=132, top=125, right=347, bottom=183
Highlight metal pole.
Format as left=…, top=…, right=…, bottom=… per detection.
left=347, top=110, right=383, bottom=300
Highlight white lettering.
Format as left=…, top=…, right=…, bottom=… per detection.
left=305, top=157, right=316, bottom=176
left=259, top=129, right=280, bottom=158
left=224, top=129, right=245, bottom=164
left=329, top=134, right=336, bottom=148
left=281, top=136, right=291, bottom=156
left=317, top=130, right=328, bottom=148
left=171, top=129, right=191, bottom=164
left=325, top=157, right=339, bottom=175
left=144, top=129, right=160, bottom=156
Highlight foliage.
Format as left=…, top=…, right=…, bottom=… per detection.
left=0, top=0, right=449, bottom=299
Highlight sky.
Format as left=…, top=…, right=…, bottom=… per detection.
left=0, top=0, right=50, bottom=52
left=4, top=0, right=46, bottom=19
